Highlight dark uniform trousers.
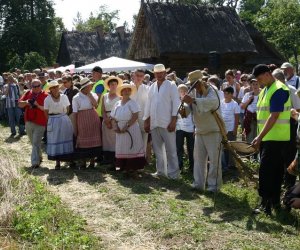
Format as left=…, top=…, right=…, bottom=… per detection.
left=259, top=141, right=288, bottom=205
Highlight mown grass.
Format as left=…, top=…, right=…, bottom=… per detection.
left=94, top=159, right=300, bottom=249
left=12, top=177, right=102, bottom=249
left=1, top=121, right=300, bottom=249
left=0, top=122, right=102, bottom=249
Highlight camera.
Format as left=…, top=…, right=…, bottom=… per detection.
left=28, top=99, right=37, bottom=108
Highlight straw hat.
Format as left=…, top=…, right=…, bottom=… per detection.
left=186, top=70, right=203, bottom=85
left=79, top=77, right=94, bottom=91
left=153, top=64, right=171, bottom=73
left=116, top=83, right=137, bottom=97
left=45, top=80, right=61, bottom=92
left=104, top=76, right=123, bottom=90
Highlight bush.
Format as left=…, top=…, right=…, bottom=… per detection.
left=22, top=52, right=47, bottom=71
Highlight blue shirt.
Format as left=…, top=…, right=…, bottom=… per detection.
left=94, top=84, right=104, bottom=95
left=270, top=88, right=289, bottom=112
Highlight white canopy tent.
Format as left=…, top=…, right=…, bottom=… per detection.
left=53, top=64, right=75, bottom=74
left=75, top=56, right=154, bottom=73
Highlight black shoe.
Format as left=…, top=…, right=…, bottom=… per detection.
left=31, top=164, right=40, bottom=169
left=55, top=165, right=61, bottom=170
left=253, top=200, right=272, bottom=216
left=19, top=131, right=26, bottom=136
left=10, top=133, right=16, bottom=137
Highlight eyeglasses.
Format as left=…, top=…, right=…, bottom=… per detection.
left=32, top=85, right=41, bottom=88
left=241, top=79, right=247, bottom=82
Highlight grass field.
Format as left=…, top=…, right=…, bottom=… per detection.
left=0, top=122, right=300, bottom=249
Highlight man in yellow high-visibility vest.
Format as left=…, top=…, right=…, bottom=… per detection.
left=91, top=66, right=106, bottom=163
left=251, top=64, right=291, bottom=215
left=91, top=66, right=107, bottom=120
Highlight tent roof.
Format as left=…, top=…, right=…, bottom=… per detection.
left=75, top=56, right=154, bottom=73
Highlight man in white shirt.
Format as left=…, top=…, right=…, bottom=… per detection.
left=281, top=62, right=300, bottom=89
left=180, top=70, right=222, bottom=192
left=131, top=69, right=149, bottom=154
left=144, top=64, right=180, bottom=179
left=272, top=68, right=300, bottom=189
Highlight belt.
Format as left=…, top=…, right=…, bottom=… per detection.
left=49, top=113, right=61, bottom=116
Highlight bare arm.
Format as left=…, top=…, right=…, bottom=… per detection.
left=88, top=93, right=98, bottom=108
left=44, top=109, right=49, bottom=120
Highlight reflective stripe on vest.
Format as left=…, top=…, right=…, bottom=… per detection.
left=92, top=80, right=107, bottom=117
left=257, top=106, right=291, bottom=112
left=257, top=80, right=291, bottom=141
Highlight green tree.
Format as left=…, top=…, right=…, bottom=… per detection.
left=0, top=0, right=63, bottom=71
left=73, top=5, right=119, bottom=33
left=23, top=52, right=47, bottom=71
left=8, top=54, right=23, bottom=71
left=239, top=0, right=264, bottom=22
left=253, top=0, right=300, bottom=70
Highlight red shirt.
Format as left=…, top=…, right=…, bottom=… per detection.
left=19, top=90, right=48, bottom=126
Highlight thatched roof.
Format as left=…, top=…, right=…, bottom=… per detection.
left=129, top=2, right=257, bottom=58
left=243, top=21, right=285, bottom=65
left=57, top=28, right=131, bottom=66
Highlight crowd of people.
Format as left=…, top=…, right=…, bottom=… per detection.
left=1, top=61, right=300, bottom=215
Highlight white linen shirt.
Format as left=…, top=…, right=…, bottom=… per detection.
left=72, top=92, right=98, bottom=113
left=130, top=83, right=149, bottom=130
left=143, top=80, right=180, bottom=130
left=44, top=94, right=70, bottom=114
left=286, top=75, right=299, bottom=89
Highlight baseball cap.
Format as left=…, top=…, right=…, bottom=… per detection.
left=252, top=64, right=270, bottom=78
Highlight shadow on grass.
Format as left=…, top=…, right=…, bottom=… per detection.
left=202, top=190, right=299, bottom=235
left=4, top=135, right=22, bottom=143
left=24, top=165, right=107, bottom=186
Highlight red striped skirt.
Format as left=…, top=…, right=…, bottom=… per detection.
left=76, top=109, right=102, bottom=148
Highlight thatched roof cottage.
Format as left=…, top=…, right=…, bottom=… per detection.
left=128, top=2, right=284, bottom=75
left=56, top=26, right=131, bottom=67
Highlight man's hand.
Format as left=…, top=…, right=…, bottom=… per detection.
left=251, top=136, right=262, bottom=151
left=291, top=108, right=299, bottom=121
left=167, top=118, right=177, bottom=132
left=144, top=118, right=150, bottom=133
left=182, top=95, right=194, bottom=105
left=290, top=198, right=300, bottom=209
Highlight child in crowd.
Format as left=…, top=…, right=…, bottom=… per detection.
left=176, top=84, right=195, bottom=171
left=221, top=86, right=240, bottom=171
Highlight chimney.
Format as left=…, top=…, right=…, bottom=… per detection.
left=95, top=25, right=104, bottom=39
left=116, top=26, right=125, bottom=41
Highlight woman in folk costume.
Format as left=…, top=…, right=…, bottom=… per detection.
left=44, top=81, right=74, bottom=170
left=110, top=82, right=146, bottom=174
left=72, top=77, right=102, bottom=169
left=101, top=76, right=122, bottom=167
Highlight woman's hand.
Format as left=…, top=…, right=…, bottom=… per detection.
left=104, top=118, right=112, bottom=129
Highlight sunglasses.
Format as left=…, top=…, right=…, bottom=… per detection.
left=62, top=81, right=68, bottom=83
left=32, top=85, right=41, bottom=88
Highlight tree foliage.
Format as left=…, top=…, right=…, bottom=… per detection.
left=73, top=5, right=119, bottom=33
left=0, top=0, right=65, bottom=71
left=23, top=52, right=47, bottom=71
left=253, top=0, right=300, bottom=66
